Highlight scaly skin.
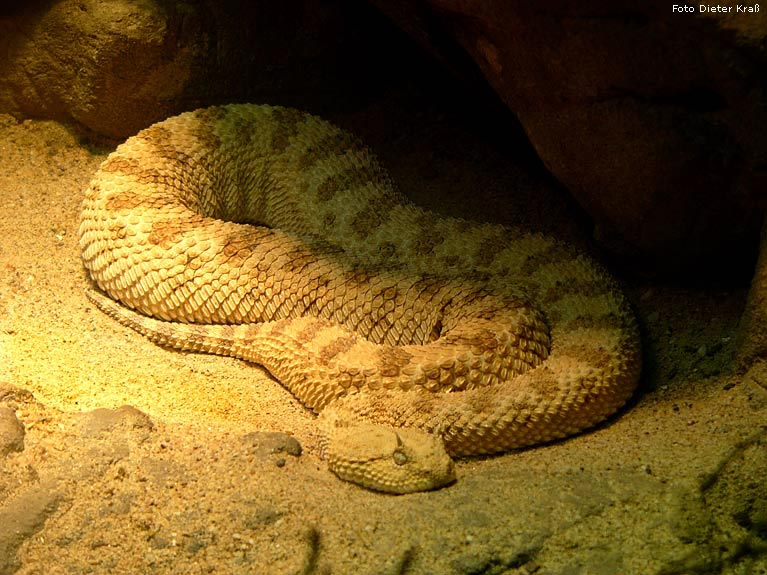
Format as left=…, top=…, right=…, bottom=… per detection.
left=79, top=104, right=641, bottom=493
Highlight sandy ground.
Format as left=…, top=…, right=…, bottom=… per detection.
left=0, top=95, right=766, bottom=575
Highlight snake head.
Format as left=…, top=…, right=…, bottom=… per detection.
left=321, top=420, right=456, bottom=494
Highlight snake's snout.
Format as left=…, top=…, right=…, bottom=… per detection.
left=322, top=421, right=456, bottom=494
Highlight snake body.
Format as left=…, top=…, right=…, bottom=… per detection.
left=79, top=104, right=641, bottom=493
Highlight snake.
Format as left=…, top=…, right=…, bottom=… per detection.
left=79, top=104, right=642, bottom=493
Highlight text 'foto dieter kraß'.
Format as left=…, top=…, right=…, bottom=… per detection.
left=673, top=4, right=760, bottom=12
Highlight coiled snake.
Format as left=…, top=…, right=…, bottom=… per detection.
left=80, top=104, right=641, bottom=493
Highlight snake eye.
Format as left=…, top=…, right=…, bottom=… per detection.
left=393, top=433, right=408, bottom=465
left=393, top=449, right=408, bottom=466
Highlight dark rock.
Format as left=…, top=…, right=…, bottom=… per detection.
left=369, top=0, right=767, bottom=277
left=738, top=220, right=767, bottom=369
left=0, top=406, right=24, bottom=457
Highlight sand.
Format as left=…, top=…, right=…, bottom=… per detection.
left=0, top=100, right=765, bottom=574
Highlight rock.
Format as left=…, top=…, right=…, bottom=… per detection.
left=0, top=383, right=35, bottom=407
left=369, top=0, right=767, bottom=277
left=0, top=0, right=196, bottom=139
left=0, top=482, right=63, bottom=575
left=0, top=0, right=363, bottom=139
left=699, top=429, right=767, bottom=562
left=71, top=406, right=154, bottom=478
left=0, top=406, right=24, bottom=457
left=240, top=431, right=302, bottom=462
left=77, top=405, right=153, bottom=438
left=737, top=218, right=767, bottom=369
